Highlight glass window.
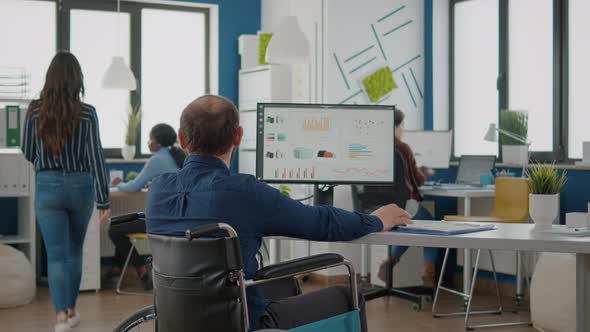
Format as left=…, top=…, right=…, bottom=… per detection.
left=70, top=9, right=131, bottom=149
left=0, top=0, right=56, bottom=101
left=509, top=0, right=553, bottom=152
left=141, top=9, right=206, bottom=155
left=568, top=0, right=590, bottom=159
left=453, top=0, right=499, bottom=157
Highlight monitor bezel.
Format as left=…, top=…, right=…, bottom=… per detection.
left=255, top=102, right=395, bottom=185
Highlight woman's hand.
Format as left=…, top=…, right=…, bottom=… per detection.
left=111, top=177, right=123, bottom=186
left=99, top=209, right=111, bottom=224
left=420, top=166, right=435, bottom=177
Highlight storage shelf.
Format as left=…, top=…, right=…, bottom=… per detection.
left=0, top=235, right=31, bottom=244
left=0, top=148, right=23, bottom=154
left=0, top=192, right=30, bottom=198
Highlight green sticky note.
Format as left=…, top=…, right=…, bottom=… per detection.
left=258, top=33, right=273, bottom=65
left=362, top=66, right=397, bottom=103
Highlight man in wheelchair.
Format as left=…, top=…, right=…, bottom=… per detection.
left=145, top=95, right=411, bottom=331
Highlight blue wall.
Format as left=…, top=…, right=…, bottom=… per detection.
left=179, top=0, right=261, bottom=173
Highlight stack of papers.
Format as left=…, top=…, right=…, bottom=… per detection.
left=394, top=220, right=496, bottom=235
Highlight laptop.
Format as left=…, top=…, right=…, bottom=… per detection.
left=437, top=155, right=496, bottom=189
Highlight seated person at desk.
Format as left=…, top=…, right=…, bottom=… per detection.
left=112, top=123, right=185, bottom=191
left=377, top=107, right=439, bottom=287
left=146, top=95, right=412, bottom=332
left=104, top=123, right=186, bottom=288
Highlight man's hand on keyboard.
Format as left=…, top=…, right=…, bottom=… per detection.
left=371, top=204, right=413, bottom=231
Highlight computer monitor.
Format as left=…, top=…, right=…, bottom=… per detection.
left=456, top=155, right=496, bottom=185
left=256, top=103, right=395, bottom=184
left=403, top=130, right=452, bottom=169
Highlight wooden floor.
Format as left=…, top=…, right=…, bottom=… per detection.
left=0, top=284, right=536, bottom=332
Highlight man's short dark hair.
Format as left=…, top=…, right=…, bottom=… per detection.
left=180, top=95, right=240, bottom=156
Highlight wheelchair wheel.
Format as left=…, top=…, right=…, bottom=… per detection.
left=112, top=305, right=156, bottom=332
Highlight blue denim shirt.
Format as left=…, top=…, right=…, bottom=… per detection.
left=145, top=155, right=383, bottom=328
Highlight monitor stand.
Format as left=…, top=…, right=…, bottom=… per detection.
left=313, top=185, right=334, bottom=206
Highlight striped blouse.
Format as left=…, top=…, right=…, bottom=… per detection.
left=21, top=102, right=110, bottom=209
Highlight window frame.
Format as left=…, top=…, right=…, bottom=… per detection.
left=57, top=0, right=211, bottom=159
left=449, top=0, right=565, bottom=162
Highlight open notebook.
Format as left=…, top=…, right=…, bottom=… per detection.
left=394, top=220, right=496, bottom=236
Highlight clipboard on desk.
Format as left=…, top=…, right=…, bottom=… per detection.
left=394, top=220, right=496, bottom=236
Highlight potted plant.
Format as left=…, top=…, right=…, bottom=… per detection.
left=500, top=109, right=529, bottom=165
left=122, top=104, right=141, bottom=160
left=279, top=184, right=292, bottom=197
left=525, top=163, right=567, bottom=230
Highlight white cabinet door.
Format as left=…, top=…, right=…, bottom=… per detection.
left=80, top=208, right=100, bottom=291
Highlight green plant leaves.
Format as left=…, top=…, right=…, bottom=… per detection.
left=500, top=109, right=528, bottom=145
left=279, top=184, right=292, bottom=197
left=524, top=162, right=567, bottom=194
left=125, top=104, right=142, bottom=146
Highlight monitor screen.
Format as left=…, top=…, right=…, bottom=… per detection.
left=403, top=130, right=452, bottom=169
left=456, top=155, right=496, bottom=185
left=256, top=103, right=395, bottom=184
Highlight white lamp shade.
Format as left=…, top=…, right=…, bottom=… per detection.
left=102, top=56, right=137, bottom=90
left=483, top=123, right=498, bottom=142
left=265, top=16, right=310, bottom=64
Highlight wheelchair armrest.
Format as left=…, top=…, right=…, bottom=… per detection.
left=185, top=223, right=239, bottom=240
left=254, top=253, right=344, bottom=281
left=110, top=212, right=145, bottom=225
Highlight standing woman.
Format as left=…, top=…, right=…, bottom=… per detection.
left=21, top=52, right=110, bottom=332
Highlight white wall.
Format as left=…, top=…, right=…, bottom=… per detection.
left=261, top=0, right=290, bottom=32
left=433, top=0, right=449, bottom=130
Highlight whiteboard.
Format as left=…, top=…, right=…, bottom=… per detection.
left=403, top=130, right=452, bottom=169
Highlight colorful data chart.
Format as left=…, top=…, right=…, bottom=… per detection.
left=317, top=150, right=335, bottom=158
left=266, top=133, right=276, bottom=141
left=274, top=167, right=317, bottom=179
left=303, top=117, right=331, bottom=132
left=349, top=143, right=374, bottom=159
left=333, top=167, right=389, bottom=176
left=353, top=119, right=386, bottom=136
left=266, top=114, right=285, bottom=124
left=293, top=147, right=314, bottom=159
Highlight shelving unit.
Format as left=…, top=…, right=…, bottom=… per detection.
left=238, top=65, right=291, bottom=176
left=0, top=149, right=36, bottom=278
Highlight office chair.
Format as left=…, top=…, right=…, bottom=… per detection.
left=112, top=213, right=362, bottom=332
left=352, top=149, right=433, bottom=311
left=115, top=233, right=150, bottom=296
left=432, top=177, right=532, bottom=330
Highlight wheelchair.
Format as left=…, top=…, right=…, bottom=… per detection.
left=112, top=212, right=362, bottom=332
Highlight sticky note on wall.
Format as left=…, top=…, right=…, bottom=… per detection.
left=362, top=66, right=397, bottom=103
left=258, top=32, right=273, bottom=65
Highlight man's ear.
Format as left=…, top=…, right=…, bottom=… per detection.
left=178, top=130, right=188, bottom=150
left=234, top=126, right=243, bottom=147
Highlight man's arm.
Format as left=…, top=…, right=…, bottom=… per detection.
left=255, top=182, right=409, bottom=241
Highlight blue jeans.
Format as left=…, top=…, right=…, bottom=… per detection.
left=35, top=171, right=94, bottom=312
left=390, top=204, right=438, bottom=265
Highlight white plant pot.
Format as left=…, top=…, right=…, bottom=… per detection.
left=502, top=145, right=529, bottom=166
left=121, top=145, right=136, bottom=161
left=529, top=194, right=559, bottom=231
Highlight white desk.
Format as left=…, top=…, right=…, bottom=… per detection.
left=420, top=186, right=495, bottom=301
left=270, top=223, right=590, bottom=332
